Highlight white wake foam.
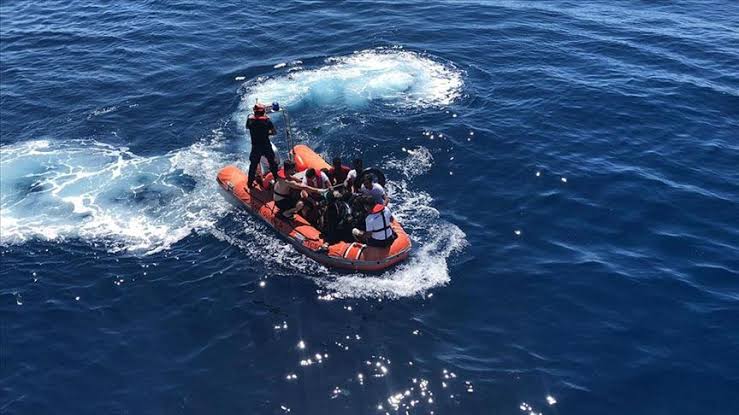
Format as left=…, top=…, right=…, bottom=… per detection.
left=315, top=146, right=465, bottom=299
left=1, top=48, right=466, bottom=299
left=385, top=146, right=434, bottom=178
left=231, top=55, right=466, bottom=298
left=240, top=48, right=462, bottom=112
left=318, top=224, right=466, bottom=299
left=0, top=139, right=464, bottom=298
left=0, top=134, right=234, bottom=254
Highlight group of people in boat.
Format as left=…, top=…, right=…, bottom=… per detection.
left=246, top=103, right=396, bottom=248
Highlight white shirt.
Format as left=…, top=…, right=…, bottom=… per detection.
left=360, top=183, right=386, bottom=204
left=344, top=169, right=358, bottom=187
left=302, top=171, right=330, bottom=188
left=365, top=206, right=393, bottom=240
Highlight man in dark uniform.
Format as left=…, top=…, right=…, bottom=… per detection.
left=246, top=103, right=280, bottom=188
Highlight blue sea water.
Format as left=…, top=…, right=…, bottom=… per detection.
left=2, top=0, right=739, bottom=413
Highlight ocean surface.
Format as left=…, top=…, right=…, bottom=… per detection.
left=2, top=1, right=738, bottom=414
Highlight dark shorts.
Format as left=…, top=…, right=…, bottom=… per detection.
left=275, top=198, right=296, bottom=211
left=366, top=234, right=395, bottom=248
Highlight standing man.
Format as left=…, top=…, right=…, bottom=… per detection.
left=246, top=103, right=279, bottom=188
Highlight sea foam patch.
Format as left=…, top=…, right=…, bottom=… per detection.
left=240, top=49, right=463, bottom=112
left=0, top=135, right=234, bottom=254
left=1, top=49, right=464, bottom=299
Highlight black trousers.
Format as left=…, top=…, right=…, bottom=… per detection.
left=248, top=145, right=279, bottom=185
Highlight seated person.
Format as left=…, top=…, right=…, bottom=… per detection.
left=359, top=174, right=389, bottom=206
left=328, top=157, right=350, bottom=186
left=349, top=194, right=374, bottom=219
left=302, top=168, right=331, bottom=189
left=344, top=158, right=363, bottom=192
left=320, top=168, right=332, bottom=187
left=298, top=168, right=330, bottom=223
left=352, top=199, right=396, bottom=248
left=319, top=191, right=354, bottom=242
left=273, top=161, right=323, bottom=219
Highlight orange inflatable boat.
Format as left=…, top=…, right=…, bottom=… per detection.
left=216, top=145, right=412, bottom=271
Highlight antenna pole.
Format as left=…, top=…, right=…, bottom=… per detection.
left=283, top=108, right=294, bottom=161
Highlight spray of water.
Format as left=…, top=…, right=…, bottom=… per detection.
left=0, top=133, right=234, bottom=254
left=238, top=48, right=462, bottom=115
left=315, top=145, right=467, bottom=299
left=1, top=48, right=465, bottom=298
